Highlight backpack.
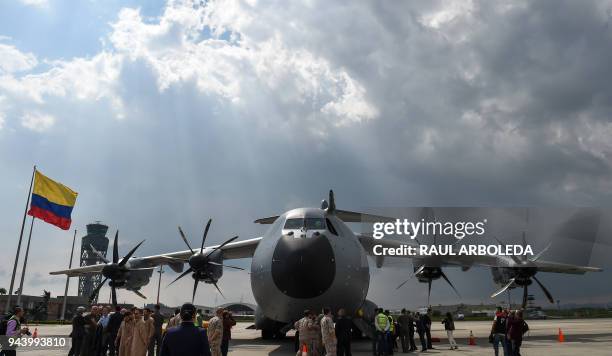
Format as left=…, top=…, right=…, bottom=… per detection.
left=521, top=320, right=529, bottom=335
left=493, top=315, right=506, bottom=334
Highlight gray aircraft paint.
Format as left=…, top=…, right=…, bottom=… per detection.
left=251, top=207, right=369, bottom=325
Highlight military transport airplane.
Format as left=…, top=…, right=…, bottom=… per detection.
left=50, top=191, right=602, bottom=338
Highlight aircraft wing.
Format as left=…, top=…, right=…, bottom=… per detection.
left=528, top=260, right=602, bottom=274
left=113, top=237, right=263, bottom=269
left=49, top=237, right=262, bottom=276
left=49, top=263, right=106, bottom=276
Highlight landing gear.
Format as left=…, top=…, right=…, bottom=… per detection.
left=261, top=326, right=286, bottom=340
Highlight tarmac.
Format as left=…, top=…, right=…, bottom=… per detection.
left=9, top=318, right=612, bottom=355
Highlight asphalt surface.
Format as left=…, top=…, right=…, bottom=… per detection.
left=9, top=318, right=612, bottom=355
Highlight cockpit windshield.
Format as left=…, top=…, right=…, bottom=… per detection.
left=305, top=218, right=325, bottom=230
left=284, top=218, right=303, bottom=229
left=283, top=217, right=326, bottom=230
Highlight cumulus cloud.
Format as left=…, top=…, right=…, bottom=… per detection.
left=21, top=111, right=55, bottom=132
left=0, top=42, right=38, bottom=74
left=1, top=0, right=612, bottom=307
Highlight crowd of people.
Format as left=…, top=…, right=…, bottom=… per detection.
left=64, top=304, right=163, bottom=356
left=294, top=308, right=353, bottom=356
left=293, top=305, right=529, bottom=356
left=62, top=303, right=236, bottom=356
left=1, top=303, right=530, bottom=356
left=292, top=306, right=445, bottom=356
left=372, top=307, right=448, bottom=355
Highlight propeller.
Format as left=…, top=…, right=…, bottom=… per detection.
left=396, top=207, right=461, bottom=303
left=490, top=233, right=555, bottom=309
left=397, top=265, right=461, bottom=304
left=170, top=219, right=244, bottom=302
left=88, top=230, right=146, bottom=306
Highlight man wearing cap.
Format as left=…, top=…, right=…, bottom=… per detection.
left=161, top=303, right=211, bottom=356
left=207, top=308, right=224, bottom=356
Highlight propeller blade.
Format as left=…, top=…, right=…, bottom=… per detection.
left=178, top=226, right=195, bottom=254
left=113, top=231, right=119, bottom=264
left=192, top=279, right=199, bottom=303
left=206, top=236, right=240, bottom=258
left=132, top=290, right=147, bottom=299
left=531, top=243, right=552, bottom=262
left=414, top=265, right=426, bottom=275
left=201, top=219, right=212, bottom=253
left=119, top=240, right=145, bottom=266
left=491, top=278, right=516, bottom=299
left=396, top=267, right=423, bottom=289
left=440, top=270, right=461, bottom=297
left=396, top=278, right=412, bottom=290
left=427, top=279, right=432, bottom=306
left=522, top=284, right=528, bottom=309
left=207, top=261, right=245, bottom=271
left=532, top=275, right=555, bottom=304
left=90, top=244, right=109, bottom=264
left=90, top=277, right=108, bottom=302
left=168, top=267, right=193, bottom=287
left=212, top=281, right=225, bottom=298
left=111, top=285, right=117, bottom=306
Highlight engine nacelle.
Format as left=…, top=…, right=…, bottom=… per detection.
left=195, top=249, right=223, bottom=284
left=125, top=268, right=154, bottom=290
left=491, top=267, right=537, bottom=288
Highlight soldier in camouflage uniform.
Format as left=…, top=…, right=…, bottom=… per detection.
left=207, top=308, right=225, bottom=356
left=320, top=308, right=337, bottom=356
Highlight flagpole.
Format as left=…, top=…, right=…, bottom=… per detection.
left=60, top=229, right=77, bottom=321
left=16, top=217, right=35, bottom=306
left=5, top=165, right=36, bottom=313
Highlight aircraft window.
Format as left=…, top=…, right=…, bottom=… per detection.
left=284, top=218, right=303, bottom=229
left=326, top=218, right=338, bottom=235
left=305, top=218, right=326, bottom=230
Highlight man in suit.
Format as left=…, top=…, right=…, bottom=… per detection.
left=161, top=303, right=211, bottom=356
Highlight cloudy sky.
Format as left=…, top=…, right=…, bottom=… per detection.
left=1, top=0, right=612, bottom=309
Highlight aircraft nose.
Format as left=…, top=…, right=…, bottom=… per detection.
left=271, top=234, right=336, bottom=299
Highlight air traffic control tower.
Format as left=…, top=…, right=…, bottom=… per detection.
left=78, top=223, right=109, bottom=302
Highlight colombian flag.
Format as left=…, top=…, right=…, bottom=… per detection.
left=27, top=171, right=78, bottom=230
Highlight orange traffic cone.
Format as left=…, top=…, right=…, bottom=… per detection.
left=32, top=327, right=38, bottom=338
left=300, top=343, right=308, bottom=356
left=558, top=328, right=565, bottom=343
left=468, top=330, right=476, bottom=346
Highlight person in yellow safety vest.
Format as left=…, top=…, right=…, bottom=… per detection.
left=385, top=310, right=397, bottom=354
left=374, top=308, right=390, bottom=356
